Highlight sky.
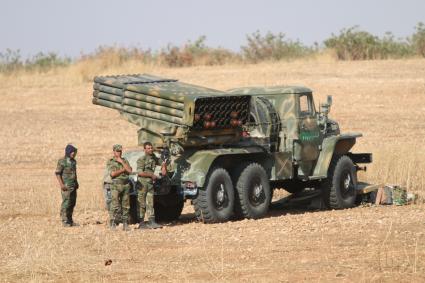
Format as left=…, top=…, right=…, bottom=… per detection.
left=1, top=0, right=424, bottom=58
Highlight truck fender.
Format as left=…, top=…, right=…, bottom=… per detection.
left=312, top=133, right=362, bottom=178
left=179, top=147, right=266, bottom=187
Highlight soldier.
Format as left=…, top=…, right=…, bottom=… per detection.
left=102, top=167, right=112, bottom=211
left=106, top=144, right=132, bottom=231
left=55, top=144, right=79, bottom=227
left=137, top=142, right=166, bottom=229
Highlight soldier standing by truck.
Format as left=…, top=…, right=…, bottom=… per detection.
left=106, top=144, right=132, bottom=230
left=102, top=167, right=112, bottom=211
left=137, top=142, right=166, bottom=229
left=55, top=144, right=79, bottom=227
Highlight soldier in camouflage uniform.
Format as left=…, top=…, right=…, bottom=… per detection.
left=55, top=144, right=79, bottom=227
left=137, top=141, right=166, bottom=229
left=102, top=167, right=113, bottom=211
left=106, top=144, right=132, bottom=231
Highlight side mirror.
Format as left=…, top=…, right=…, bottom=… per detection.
left=320, top=95, right=333, bottom=115
left=326, top=95, right=332, bottom=106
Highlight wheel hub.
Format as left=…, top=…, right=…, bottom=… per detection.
left=253, top=184, right=263, bottom=200
left=343, top=174, right=351, bottom=190
left=216, top=184, right=225, bottom=206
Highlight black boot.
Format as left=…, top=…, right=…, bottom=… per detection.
left=62, top=221, right=71, bottom=227
left=146, top=217, right=162, bottom=229
left=138, top=221, right=147, bottom=230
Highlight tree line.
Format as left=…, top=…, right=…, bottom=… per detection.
left=1, top=23, right=425, bottom=73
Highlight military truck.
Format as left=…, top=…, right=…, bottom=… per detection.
left=92, top=74, right=372, bottom=223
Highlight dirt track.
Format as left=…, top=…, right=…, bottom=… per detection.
left=0, top=59, right=424, bottom=282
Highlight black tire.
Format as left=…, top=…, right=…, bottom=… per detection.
left=193, top=168, right=234, bottom=223
left=235, top=163, right=271, bottom=219
left=154, top=190, right=184, bottom=222
left=321, top=155, right=357, bottom=209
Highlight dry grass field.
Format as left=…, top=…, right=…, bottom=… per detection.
left=0, top=57, right=425, bottom=282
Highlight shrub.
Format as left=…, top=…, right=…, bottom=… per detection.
left=241, top=31, right=312, bottom=63
left=79, top=46, right=153, bottom=67
left=158, top=36, right=238, bottom=67
left=25, top=52, right=71, bottom=72
left=324, top=27, right=381, bottom=60
left=0, top=49, right=23, bottom=73
left=411, top=22, right=425, bottom=57
left=324, top=26, right=415, bottom=60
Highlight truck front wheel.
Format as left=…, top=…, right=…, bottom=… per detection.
left=193, top=167, right=234, bottom=223
left=322, top=155, right=357, bottom=209
left=235, top=163, right=271, bottom=219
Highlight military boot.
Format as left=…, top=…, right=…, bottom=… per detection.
left=122, top=222, right=130, bottom=231
left=109, top=219, right=116, bottom=230
left=146, top=217, right=162, bottom=229
left=138, top=221, right=148, bottom=230
left=62, top=221, right=71, bottom=227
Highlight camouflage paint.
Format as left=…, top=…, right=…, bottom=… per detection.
left=177, top=147, right=265, bottom=187
left=313, top=133, right=362, bottom=178
left=93, top=74, right=370, bottom=190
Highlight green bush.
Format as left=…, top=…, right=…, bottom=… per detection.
left=0, top=49, right=71, bottom=74
left=412, top=22, right=425, bottom=57
left=241, top=31, right=313, bottom=63
left=25, top=52, right=71, bottom=71
left=324, top=27, right=380, bottom=60
left=324, top=26, right=414, bottom=60
left=0, top=49, right=23, bottom=73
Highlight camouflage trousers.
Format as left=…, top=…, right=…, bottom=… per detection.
left=138, top=182, right=154, bottom=221
left=60, top=187, right=77, bottom=223
left=103, top=183, right=112, bottom=211
left=109, top=183, right=130, bottom=224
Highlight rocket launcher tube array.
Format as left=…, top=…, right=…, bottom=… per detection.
left=93, top=80, right=185, bottom=124
left=92, top=74, right=250, bottom=129
left=94, top=83, right=184, bottom=110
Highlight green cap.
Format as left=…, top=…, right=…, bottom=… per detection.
left=113, top=144, right=122, bottom=151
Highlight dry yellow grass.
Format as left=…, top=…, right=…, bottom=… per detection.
left=0, top=58, right=424, bottom=282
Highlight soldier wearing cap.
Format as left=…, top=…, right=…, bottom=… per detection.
left=106, top=144, right=132, bottom=230
left=55, top=144, right=79, bottom=227
left=136, top=141, right=166, bottom=229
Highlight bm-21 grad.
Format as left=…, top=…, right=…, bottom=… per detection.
left=93, top=74, right=372, bottom=223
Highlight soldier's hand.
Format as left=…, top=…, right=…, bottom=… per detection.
left=61, top=185, right=68, bottom=191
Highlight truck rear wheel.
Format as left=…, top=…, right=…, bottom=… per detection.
left=154, top=190, right=184, bottom=222
left=235, top=163, right=271, bottom=219
left=193, top=168, right=234, bottom=223
left=322, top=155, right=357, bottom=209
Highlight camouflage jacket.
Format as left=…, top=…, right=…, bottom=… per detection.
left=137, top=154, right=162, bottom=184
left=55, top=157, right=78, bottom=188
left=106, top=158, right=130, bottom=182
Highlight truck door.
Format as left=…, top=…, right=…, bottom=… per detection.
left=295, top=93, right=321, bottom=176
